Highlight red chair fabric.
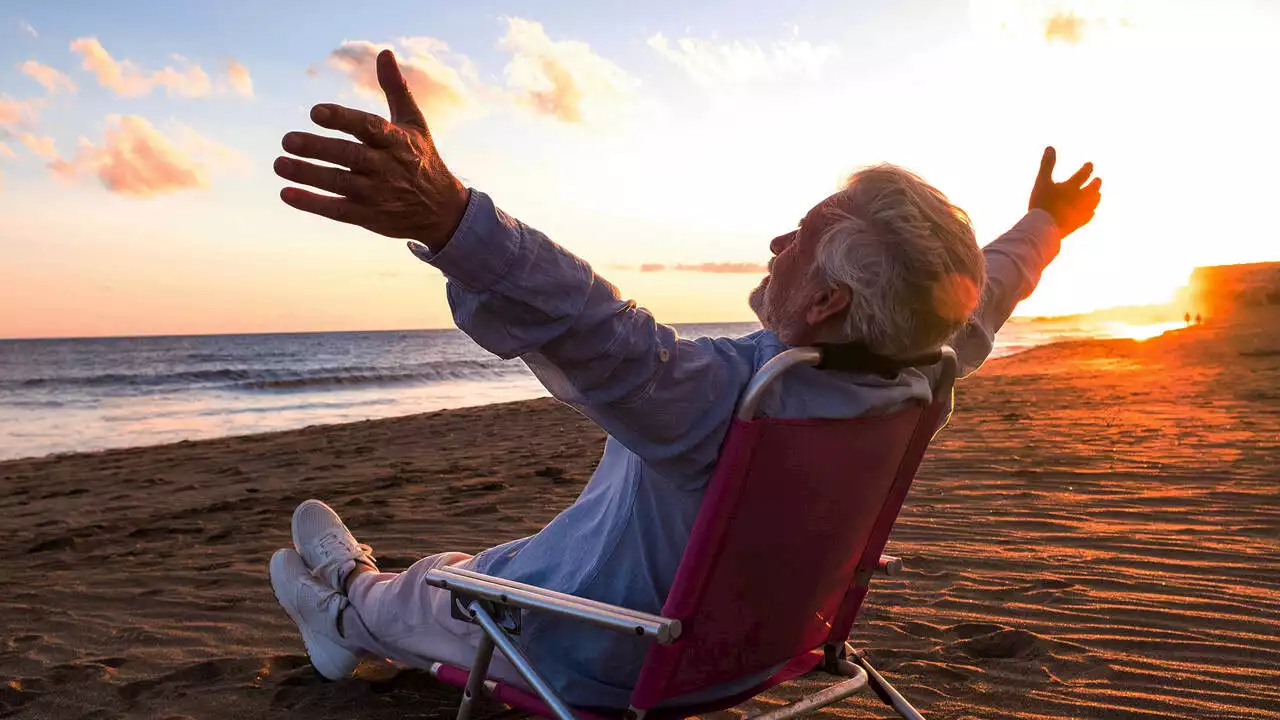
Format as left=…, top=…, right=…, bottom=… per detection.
left=631, top=402, right=939, bottom=709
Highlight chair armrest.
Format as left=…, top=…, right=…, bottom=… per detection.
left=424, top=565, right=682, bottom=645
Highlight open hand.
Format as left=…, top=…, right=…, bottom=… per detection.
left=1028, top=147, right=1102, bottom=237
left=275, top=50, right=468, bottom=251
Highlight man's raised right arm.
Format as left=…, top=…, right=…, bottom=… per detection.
left=950, top=147, right=1103, bottom=377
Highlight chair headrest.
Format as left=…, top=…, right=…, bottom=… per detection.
left=812, top=342, right=943, bottom=378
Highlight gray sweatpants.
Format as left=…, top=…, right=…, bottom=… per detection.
left=339, top=551, right=535, bottom=692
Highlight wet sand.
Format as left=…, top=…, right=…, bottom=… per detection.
left=2, top=314, right=1277, bottom=720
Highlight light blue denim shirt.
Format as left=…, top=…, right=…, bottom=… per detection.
left=410, top=190, right=1061, bottom=708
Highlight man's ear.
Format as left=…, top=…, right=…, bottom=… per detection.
left=806, top=283, right=851, bottom=327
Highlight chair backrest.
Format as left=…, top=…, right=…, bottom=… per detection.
left=630, top=344, right=956, bottom=709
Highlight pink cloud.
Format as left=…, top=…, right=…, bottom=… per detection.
left=0, top=142, right=15, bottom=159
left=674, top=262, right=767, bottom=273
left=70, top=37, right=212, bottom=98
left=18, top=133, right=57, bottom=159
left=321, top=39, right=473, bottom=121
left=1044, top=12, right=1086, bottom=43
left=315, top=22, right=635, bottom=125
left=226, top=60, right=253, bottom=98
left=0, top=96, right=41, bottom=126
left=50, top=115, right=220, bottom=196
left=631, top=262, right=767, bottom=273
left=21, top=60, right=77, bottom=94
left=500, top=18, right=635, bottom=124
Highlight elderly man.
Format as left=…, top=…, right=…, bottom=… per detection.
left=268, top=51, right=1101, bottom=707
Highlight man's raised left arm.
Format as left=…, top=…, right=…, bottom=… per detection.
left=274, top=50, right=753, bottom=485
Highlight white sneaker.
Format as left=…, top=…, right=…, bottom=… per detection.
left=291, top=499, right=378, bottom=591
left=270, top=548, right=360, bottom=680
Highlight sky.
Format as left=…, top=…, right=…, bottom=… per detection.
left=1, top=0, right=1277, bottom=339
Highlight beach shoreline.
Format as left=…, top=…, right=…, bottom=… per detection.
left=1, top=316, right=1277, bottom=719
left=0, top=317, right=1191, bottom=464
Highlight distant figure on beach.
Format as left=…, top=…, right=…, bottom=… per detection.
left=1195, top=313, right=1203, bottom=325
left=1185, top=312, right=1192, bottom=326
left=266, top=50, right=1102, bottom=705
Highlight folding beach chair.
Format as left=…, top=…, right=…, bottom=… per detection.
left=423, top=343, right=958, bottom=720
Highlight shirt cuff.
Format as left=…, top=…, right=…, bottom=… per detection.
left=1015, top=209, right=1064, bottom=263
left=406, top=189, right=520, bottom=292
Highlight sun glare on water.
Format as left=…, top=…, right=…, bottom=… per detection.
left=1102, top=320, right=1186, bottom=342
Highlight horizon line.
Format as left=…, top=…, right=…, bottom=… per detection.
left=0, top=321, right=766, bottom=343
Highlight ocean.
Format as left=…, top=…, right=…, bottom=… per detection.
left=0, top=319, right=1183, bottom=461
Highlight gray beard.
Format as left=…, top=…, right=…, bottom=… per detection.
left=748, top=282, right=767, bottom=324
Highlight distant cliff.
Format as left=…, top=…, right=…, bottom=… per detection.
left=1183, top=261, right=1280, bottom=319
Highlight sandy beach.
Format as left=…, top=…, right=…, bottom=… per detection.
left=2, top=315, right=1277, bottom=720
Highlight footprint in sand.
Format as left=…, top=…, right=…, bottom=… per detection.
left=7, top=634, right=44, bottom=651
left=48, top=661, right=117, bottom=685
left=118, top=658, right=263, bottom=704
left=948, top=622, right=1007, bottom=639
left=0, top=676, right=46, bottom=716
left=946, top=626, right=1087, bottom=661
left=26, top=535, right=76, bottom=553
left=445, top=479, right=510, bottom=495
left=446, top=502, right=502, bottom=518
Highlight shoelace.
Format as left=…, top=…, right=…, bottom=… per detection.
left=312, top=582, right=349, bottom=613
left=310, top=531, right=376, bottom=586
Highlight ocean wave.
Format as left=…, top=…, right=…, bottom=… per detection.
left=229, top=362, right=524, bottom=391
left=3, top=359, right=527, bottom=394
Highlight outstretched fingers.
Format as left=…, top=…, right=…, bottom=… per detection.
left=280, top=187, right=376, bottom=228
left=1066, top=162, right=1095, bottom=189
left=281, top=132, right=381, bottom=173
left=1037, top=146, right=1057, bottom=184
left=310, top=103, right=399, bottom=149
left=1085, top=178, right=1103, bottom=211
left=377, top=49, right=428, bottom=129
left=274, top=157, right=373, bottom=200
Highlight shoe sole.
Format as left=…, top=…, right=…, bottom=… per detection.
left=269, top=549, right=358, bottom=681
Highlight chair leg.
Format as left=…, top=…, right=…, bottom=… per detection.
left=467, top=601, right=578, bottom=720
left=457, top=633, right=496, bottom=720
left=746, top=662, right=869, bottom=720
left=849, top=649, right=926, bottom=720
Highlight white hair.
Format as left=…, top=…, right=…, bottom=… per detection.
left=811, top=164, right=985, bottom=357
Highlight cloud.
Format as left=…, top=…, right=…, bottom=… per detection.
left=49, top=115, right=226, bottom=196
left=0, top=142, right=15, bottom=159
left=0, top=96, right=42, bottom=126
left=21, top=60, right=77, bottom=95
left=500, top=17, right=636, bottom=123
left=970, top=2, right=1130, bottom=45
left=19, top=21, right=37, bottom=38
left=1044, top=12, right=1086, bottom=43
left=319, top=39, right=475, bottom=121
left=226, top=60, right=253, bottom=98
left=17, top=133, right=57, bottom=159
left=675, top=262, right=767, bottom=273
left=631, top=262, right=767, bottom=274
left=314, top=20, right=635, bottom=125
left=647, top=31, right=840, bottom=86
left=69, top=37, right=213, bottom=98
